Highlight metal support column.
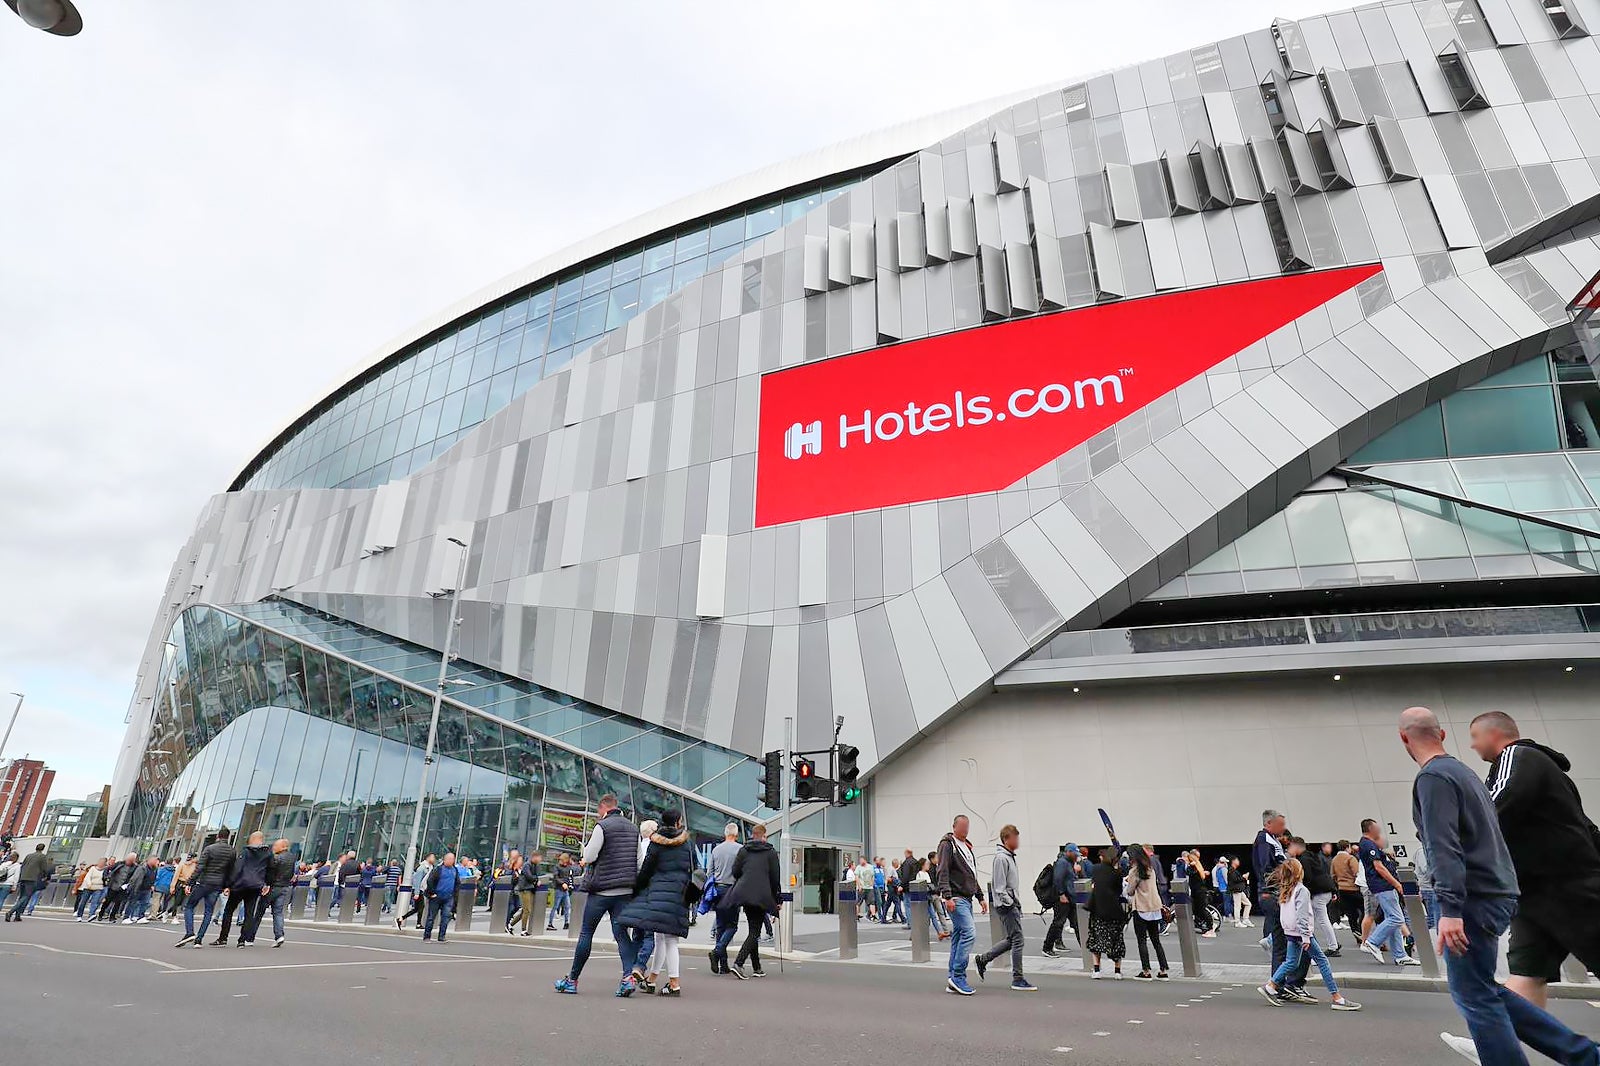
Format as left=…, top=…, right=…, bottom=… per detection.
left=1169, top=886, right=1203, bottom=978
left=837, top=881, right=858, bottom=959
left=568, top=891, right=587, bottom=938
left=908, top=889, right=931, bottom=963
left=1073, top=879, right=1094, bottom=972
left=1398, top=871, right=1440, bottom=978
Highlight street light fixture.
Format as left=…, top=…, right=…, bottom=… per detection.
left=403, top=536, right=469, bottom=882
left=5, top=0, right=82, bottom=35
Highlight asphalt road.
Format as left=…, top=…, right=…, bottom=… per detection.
left=2, top=915, right=1595, bottom=1065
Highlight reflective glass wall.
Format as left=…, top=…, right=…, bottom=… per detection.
left=237, top=172, right=877, bottom=494
left=125, top=605, right=756, bottom=864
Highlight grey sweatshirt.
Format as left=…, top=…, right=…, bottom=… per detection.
left=1411, top=753, right=1519, bottom=919
left=989, top=844, right=1020, bottom=908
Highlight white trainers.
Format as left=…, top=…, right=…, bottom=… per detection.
left=1397, top=956, right=1422, bottom=967
left=1440, top=1033, right=1481, bottom=1064
left=1091, top=968, right=1102, bottom=980
left=1360, top=940, right=1386, bottom=964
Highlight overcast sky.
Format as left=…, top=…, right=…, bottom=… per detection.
left=0, top=0, right=1338, bottom=804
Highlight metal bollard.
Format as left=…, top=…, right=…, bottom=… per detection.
left=488, top=878, right=513, bottom=930
left=455, top=884, right=476, bottom=932
left=1073, top=879, right=1094, bottom=972
left=365, top=885, right=387, bottom=926
left=568, top=891, right=587, bottom=938
left=1398, top=872, right=1440, bottom=979
left=529, top=876, right=548, bottom=931
left=837, top=881, right=859, bottom=960
left=314, top=878, right=334, bottom=922
left=337, top=876, right=361, bottom=924
left=908, top=890, right=931, bottom=964
left=1169, top=887, right=1203, bottom=978
left=290, top=879, right=309, bottom=921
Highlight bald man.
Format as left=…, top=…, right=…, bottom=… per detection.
left=250, top=838, right=297, bottom=947
left=220, top=831, right=273, bottom=946
left=1401, top=707, right=1599, bottom=1065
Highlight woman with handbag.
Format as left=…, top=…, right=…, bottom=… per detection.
left=1124, top=845, right=1171, bottom=981
left=1086, top=847, right=1127, bottom=979
left=618, top=809, right=695, bottom=997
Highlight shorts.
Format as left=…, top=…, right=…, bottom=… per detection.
left=1362, top=889, right=1377, bottom=919
left=1508, top=894, right=1600, bottom=982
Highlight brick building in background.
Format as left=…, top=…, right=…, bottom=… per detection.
left=0, top=758, right=56, bottom=838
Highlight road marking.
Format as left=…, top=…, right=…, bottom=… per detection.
left=1052, top=1048, right=1072, bottom=1054
left=1128, top=1019, right=1143, bottom=1024
left=432, top=979, right=446, bottom=983
left=0, top=940, right=183, bottom=971
left=232, top=993, right=249, bottom=998
left=1092, top=1032, right=1110, bottom=1037
left=1175, top=1003, right=1188, bottom=1007
left=1156, top=1011, right=1170, bottom=1016
left=112, top=1003, right=133, bottom=1008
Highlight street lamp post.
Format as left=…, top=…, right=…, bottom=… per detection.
left=0, top=693, right=24, bottom=827
left=5, top=0, right=83, bottom=35
left=403, top=537, right=469, bottom=882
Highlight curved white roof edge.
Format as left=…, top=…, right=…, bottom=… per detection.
left=236, top=80, right=1067, bottom=485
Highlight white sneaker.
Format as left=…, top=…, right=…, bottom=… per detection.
left=1440, top=1033, right=1481, bottom=1064
left=122, top=918, right=134, bottom=924
left=75, top=917, right=84, bottom=923
left=1361, top=940, right=1386, bottom=964
left=1091, top=968, right=1102, bottom=980
left=1397, top=956, right=1422, bottom=967
left=1113, top=971, right=1123, bottom=980
left=136, top=917, right=150, bottom=924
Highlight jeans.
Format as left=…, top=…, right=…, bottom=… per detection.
left=734, top=904, right=768, bottom=971
left=7, top=880, right=39, bottom=920
left=238, top=892, right=270, bottom=943
left=424, top=895, right=455, bottom=939
left=127, top=890, right=153, bottom=920
left=1369, top=890, right=1409, bottom=961
left=1421, top=888, right=1440, bottom=932
left=636, top=931, right=656, bottom=973
left=184, top=884, right=222, bottom=939
left=947, top=898, right=975, bottom=981
left=1446, top=896, right=1598, bottom=1066
left=1262, top=895, right=1287, bottom=975
left=978, top=904, right=1025, bottom=978
left=567, top=892, right=639, bottom=982
left=552, top=888, right=571, bottom=925
left=1311, top=892, right=1339, bottom=951
left=884, top=891, right=905, bottom=924
left=26, top=884, right=46, bottom=914
left=81, top=888, right=105, bottom=918
left=1133, top=915, right=1169, bottom=973
left=1044, top=902, right=1073, bottom=952
left=267, top=887, right=289, bottom=941
left=1274, top=937, right=1339, bottom=995
left=0, top=885, right=11, bottom=914
left=712, top=906, right=740, bottom=966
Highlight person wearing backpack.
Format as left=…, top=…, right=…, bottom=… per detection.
left=1039, top=843, right=1079, bottom=957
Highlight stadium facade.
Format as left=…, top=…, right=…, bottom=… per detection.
left=110, top=0, right=1600, bottom=894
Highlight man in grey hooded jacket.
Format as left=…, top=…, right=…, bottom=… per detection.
left=973, top=825, right=1037, bottom=992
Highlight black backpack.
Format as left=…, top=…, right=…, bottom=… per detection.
left=1032, top=863, right=1057, bottom=909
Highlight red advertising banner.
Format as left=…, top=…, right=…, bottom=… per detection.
left=754, top=265, right=1381, bottom=527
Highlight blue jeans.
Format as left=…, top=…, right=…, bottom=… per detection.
left=26, top=884, right=47, bottom=914
left=947, top=898, right=975, bottom=981
left=7, top=881, right=38, bottom=919
left=1447, top=896, right=1598, bottom=1066
left=127, top=890, right=152, bottom=920
left=268, top=888, right=289, bottom=941
left=185, top=884, right=222, bottom=939
left=80, top=888, right=104, bottom=918
left=712, top=909, right=740, bottom=963
left=1421, top=888, right=1440, bottom=932
left=0, top=885, right=11, bottom=914
left=1273, top=937, right=1338, bottom=995
left=552, top=889, right=570, bottom=925
left=567, top=893, right=639, bottom=982
left=885, top=892, right=905, bottom=924
left=637, top=931, right=655, bottom=973
left=424, top=895, right=455, bottom=939
left=1369, top=890, right=1410, bottom=961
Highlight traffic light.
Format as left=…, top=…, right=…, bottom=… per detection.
left=792, top=756, right=827, bottom=802
left=757, top=750, right=783, bottom=810
left=836, top=744, right=861, bottom=804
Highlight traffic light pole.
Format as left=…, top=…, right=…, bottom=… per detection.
left=779, top=715, right=794, bottom=956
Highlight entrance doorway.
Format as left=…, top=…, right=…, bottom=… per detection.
left=801, top=846, right=840, bottom=914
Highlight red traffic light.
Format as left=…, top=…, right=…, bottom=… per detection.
left=793, top=757, right=815, bottom=779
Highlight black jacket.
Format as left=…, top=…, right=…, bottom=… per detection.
left=935, top=833, right=984, bottom=902
left=619, top=830, right=694, bottom=937
left=514, top=861, right=542, bottom=892
left=721, top=840, right=781, bottom=915
left=195, top=841, right=237, bottom=887
left=266, top=851, right=296, bottom=889
left=1485, top=739, right=1600, bottom=895
left=337, top=858, right=362, bottom=885
left=105, top=861, right=137, bottom=892
left=1300, top=850, right=1336, bottom=896
left=231, top=844, right=272, bottom=891
left=897, top=854, right=920, bottom=890
left=126, top=863, right=155, bottom=895
left=1088, top=861, right=1126, bottom=922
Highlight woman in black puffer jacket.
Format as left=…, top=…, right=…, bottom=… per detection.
left=619, top=808, right=695, bottom=996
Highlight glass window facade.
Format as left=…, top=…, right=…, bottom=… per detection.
left=124, top=602, right=768, bottom=863
left=236, top=172, right=878, bottom=494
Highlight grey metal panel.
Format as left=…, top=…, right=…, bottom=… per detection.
left=1006, top=242, right=1041, bottom=313
left=993, top=130, right=1024, bottom=192
left=1370, top=116, right=1420, bottom=181
left=913, top=574, right=1001, bottom=697
left=949, top=198, right=979, bottom=258
left=1088, top=223, right=1126, bottom=297
left=848, top=222, right=875, bottom=282
left=1318, top=67, right=1365, bottom=127
left=1250, top=135, right=1291, bottom=195
left=1221, top=143, right=1264, bottom=203
left=1105, top=163, right=1141, bottom=224
left=896, top=211, right=926, bottom=270
left=826, top=226, right=850, bottom=288
left=1191, top=141, right=1231, bottom=207
left=1163, top=152, right=1203, bottom=213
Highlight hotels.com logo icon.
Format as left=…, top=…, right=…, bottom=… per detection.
left=782, top=373, right=1133, bottom=460
left=754, top=265, right=1382, bottom=527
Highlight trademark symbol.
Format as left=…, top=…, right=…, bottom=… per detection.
left=1119, top=367, right=1135, bottom=376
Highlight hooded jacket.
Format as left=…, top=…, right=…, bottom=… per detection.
left=1484, top=738, right=1600, bottom=895
left=935, top=833, right=985, bottom=903
left=230, top=844, right=272, bottom=891
left=104, top=860, right=137, bottom=892
left=989, top=843, right=1021, bottom=908
left=618, top=828, right=694, bottom=937
left=126, top=862, right=156, bottom=895
left=721, top=839, right=781, bottom=915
